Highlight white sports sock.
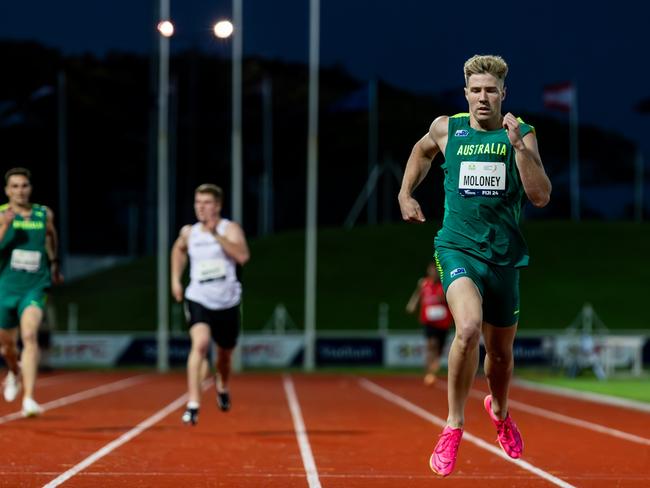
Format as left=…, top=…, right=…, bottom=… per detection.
left=187, top=401, right=200, bottom=410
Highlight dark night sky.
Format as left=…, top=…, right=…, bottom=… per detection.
left=2, top=0, right=650, bottom=156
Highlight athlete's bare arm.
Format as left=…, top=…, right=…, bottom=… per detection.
left=213, top=222, right=250, bottom=266
left=45, top=207, right=63, bottom=285
left=502, top=112, right=551, bottom=208
left=171, top=225, right=191, bottom=303
left=0, top=207, right=16, bottom=244
left=405, top=278, right=424, bottom=314
left=398, top=116, right=449, bottom=222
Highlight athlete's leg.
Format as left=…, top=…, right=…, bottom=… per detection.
left=216, top=346, right=233, bottom=390
left=445, top=277, right=483, bottom=428
left=423, top=336, right=441, bottom=385
left=200, top=356, right=211, bottom=381
left=187, top=323, right=211, bottom=405
left=482, top=321, right=517, bottom=419
left=0, top=328, right=20, bottom=374
left=19, top=306, right=43, bottom=401
left=427, top=337, right=439, bottom=373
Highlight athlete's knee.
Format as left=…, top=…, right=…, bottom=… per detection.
left=218, top=349, right=232, bottom=360
left=485, top=347, right=513, bottom=365
left=21, top=329, right=39, bottom=346
left=217, top=348, right=232, bottom=363
left=454, top=322, right=481, bottom=353
left=0, top=333, right=12, bottom=348
left=191, top=340, right=210, bottom=357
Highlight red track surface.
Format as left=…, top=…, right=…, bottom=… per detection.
left=0, top=371, right=648, bottom=487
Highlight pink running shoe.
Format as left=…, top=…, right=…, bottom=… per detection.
left=429, top=426, right=463, bottom=476
left=483, top=395, right=523, bottom=459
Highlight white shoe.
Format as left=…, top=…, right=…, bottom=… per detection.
left=21, top=397, right=43, bottom=417
left=3, top=371, right=21, bottom=402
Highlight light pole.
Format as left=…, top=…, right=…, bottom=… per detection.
left=228, top=2, right=243, bottom=226
left=212, top=18, right=239, bottom=224
left=156, top=12, right=173, bottom=373
left=304, top=0, right=320, bottom=371
left=213, top=16, right=240, bottom=371
left=155, top=13, right=235, bottom=373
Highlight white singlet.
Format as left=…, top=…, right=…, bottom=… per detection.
left=185, top=219, right=242, bottom=310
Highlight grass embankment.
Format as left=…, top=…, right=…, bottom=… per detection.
left=517, top=370, right=650, bottom=403
left=51, top=221, right=650, bottom=332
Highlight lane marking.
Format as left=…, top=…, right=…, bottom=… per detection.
left=359, top=378, right=575, bottom=488
left=42, top=391, right=189, bottom=488
left=0, top=375, right=148, bottom=425
left=513, top=379, right=650, bottom=414
left=465, top=388, right=650, bottom=446
left=283, top=375, right=322, bottom=488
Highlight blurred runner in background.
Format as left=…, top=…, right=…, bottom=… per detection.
left=406, top=262, right=453, bottom=386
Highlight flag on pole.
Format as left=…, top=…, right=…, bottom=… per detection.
left=543, top=82, right=574, bottom=112
left=544, top=81, right=581, bottom=220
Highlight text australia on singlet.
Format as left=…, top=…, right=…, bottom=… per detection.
left=456, top=142, right=507, bottom=197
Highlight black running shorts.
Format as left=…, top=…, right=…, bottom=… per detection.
left=184, top=299, right=240, bottom=349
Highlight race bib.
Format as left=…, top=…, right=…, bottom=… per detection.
left=10, top=249, right=41, bottom=272
left=458, top=161, right=506, bottom=197
left=425, top=305, right=447, bottom=321
left=197, top=259, right=227, bottom=282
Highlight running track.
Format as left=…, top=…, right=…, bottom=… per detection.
left=0, top=371, right=647, bottom=487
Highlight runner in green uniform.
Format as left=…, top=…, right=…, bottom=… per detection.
left=398, top=55, right=551, bottom=477
left=0, top=167, right=63, bottom=417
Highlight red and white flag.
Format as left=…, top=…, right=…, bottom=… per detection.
left=543, top=82, right=575, bottom=112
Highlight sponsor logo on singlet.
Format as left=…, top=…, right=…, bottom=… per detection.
left=450, top=267, right=466, bottom=278
left=454, top=129, right=469, bottom=137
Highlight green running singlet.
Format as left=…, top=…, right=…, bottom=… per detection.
left=434, top=113, right=534, bottom=268
left=0, top=203, right=52, bottom=293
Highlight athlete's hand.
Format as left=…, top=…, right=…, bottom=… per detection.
left=171, top=280, right=184, bottom=303
left=51, top=262, right=64, bottom=285
left=1, top=208, right=16, bottom=226
left=398, top=193, right=426, bottom=223
left=502, top=112, right=525, bottom=150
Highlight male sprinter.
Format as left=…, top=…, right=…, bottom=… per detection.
left=171, top=184, right=249, bottom=425
left=0, top=167, right=64, bottom=417
left=398, top=55, right=551, bottom=476
left=406, top=262, right=452, bottom=386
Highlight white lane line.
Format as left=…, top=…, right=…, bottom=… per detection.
left=283, top=375, right=322, bottom=488
left=513, top=379, right=650, bottom=414
left=359, top=378, right=575, bottom=488
left=464, top=388, right=650, bottom=446
left=41, top=391, right=189, bottom=488
left=0, top=375, right=148, bottom=425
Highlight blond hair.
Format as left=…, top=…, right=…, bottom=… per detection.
left=5, top=167, right=31, bottom=184
left=463, top=55, right=508, bottom=85
left=195, top=183, right=223, bottom=202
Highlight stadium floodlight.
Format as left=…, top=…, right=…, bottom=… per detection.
left=157, top=20, right=175, bottom=38
left=157, top=1, right=172, bottom=373
left=213, top=20, right=234, bottom=39
left=215, top=5, right=243, bottom=232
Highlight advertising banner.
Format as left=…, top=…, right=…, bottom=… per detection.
left=50, top=334, right=132, bottom=367
left=241, top=335, right=303, bottom=367
left=316, top=338, right=383, bottom=366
